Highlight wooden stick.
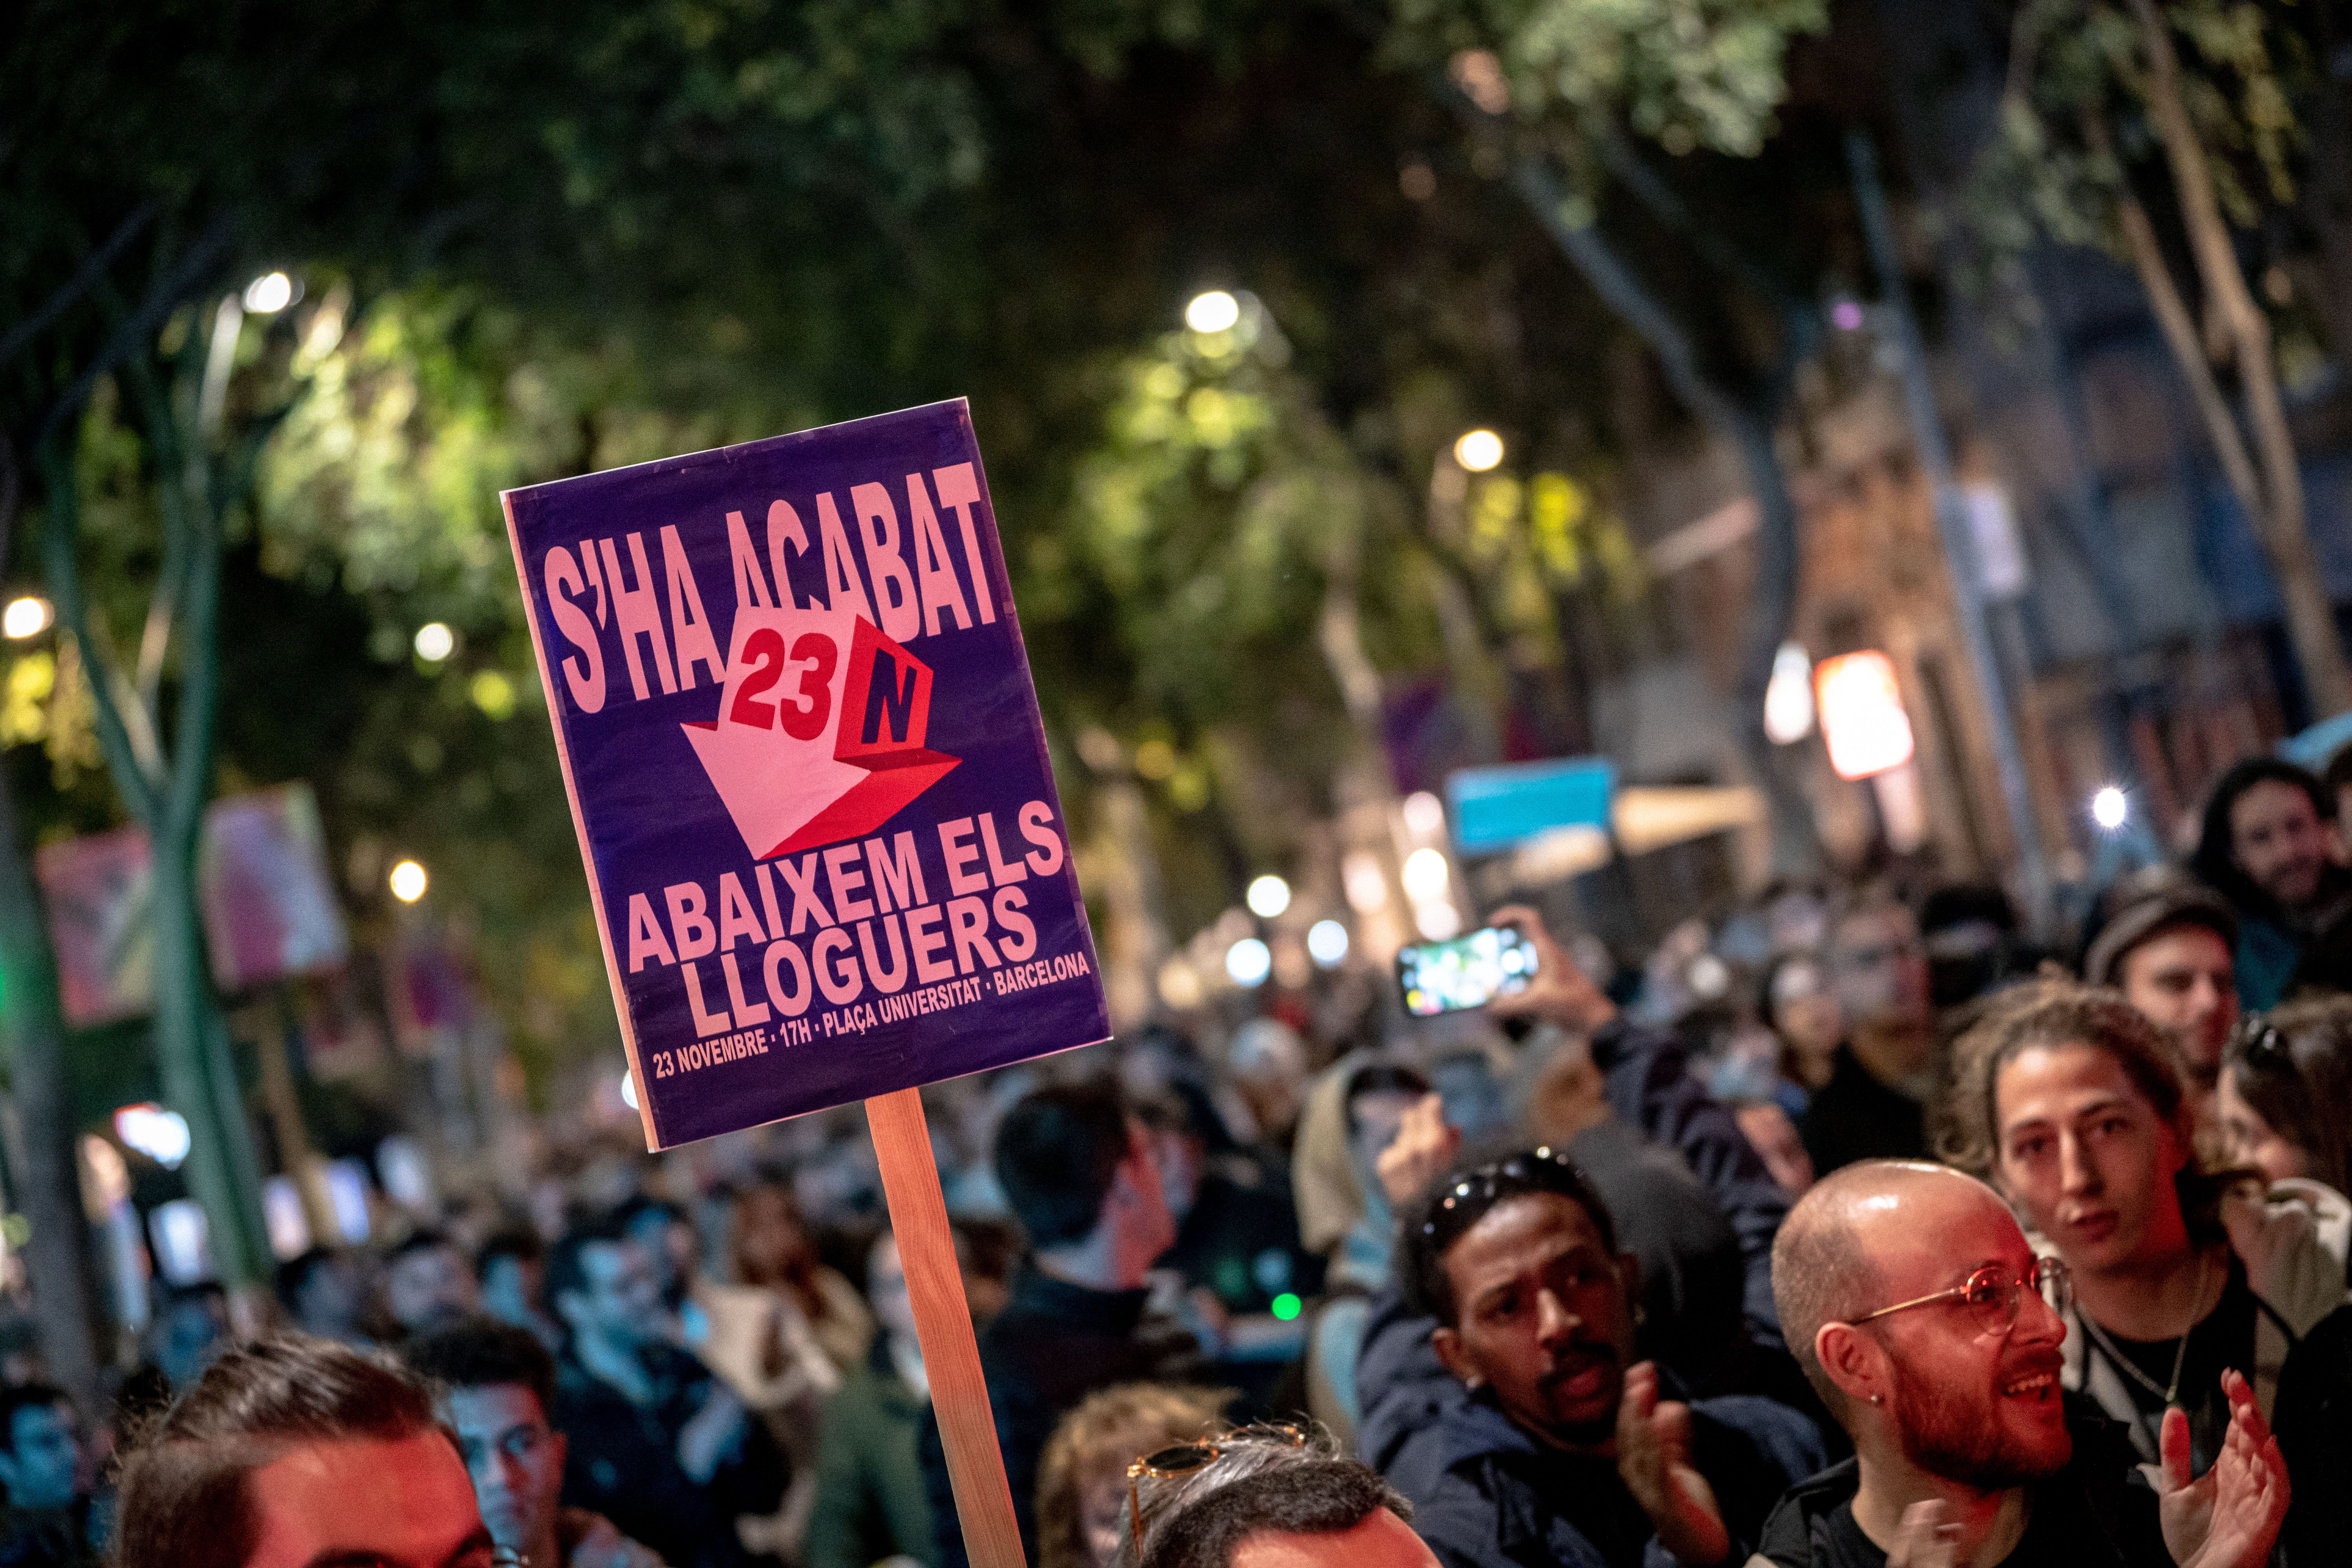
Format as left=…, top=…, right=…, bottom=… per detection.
left=866, top=1087, right=1026, bottom=1568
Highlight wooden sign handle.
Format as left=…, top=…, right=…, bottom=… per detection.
left=866, top=1087, right=1027, bottom=1568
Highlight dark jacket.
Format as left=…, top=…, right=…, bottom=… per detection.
left=807, top=1337, right=935, bottom=1568
left=1406, top=1384, right=1821, bottom=1568
left=1749, top=1400, right=2163, bottom=1568
left=918, top=1268, right=1204, bottom=1568
left=1795, top=1047, right=1925, bottom=1180
left=554, top=1342, right=787, bottom=1568
left=0, top=1501, right=99, bottom=1568
left=1590, top=1019, right=1793, bottom=1351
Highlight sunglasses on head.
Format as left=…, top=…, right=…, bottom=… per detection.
left=2231, top=1015, right=2295, bottom=1071
left=1126, top=1426, right=1306, bottom=1560
left=1418, top=1147, right=1584, bottom=1244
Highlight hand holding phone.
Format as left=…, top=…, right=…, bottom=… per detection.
left=1396, top=925, right=1542, bottom=1016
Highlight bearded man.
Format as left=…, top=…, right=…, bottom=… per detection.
left=1755, top=1161, right=2287, bottom=1568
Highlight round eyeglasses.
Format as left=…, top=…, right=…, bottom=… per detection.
left=1843, top=1257, right=2072, bottom=1338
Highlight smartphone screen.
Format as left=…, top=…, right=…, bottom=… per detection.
left=1397, top=926, right=1541, bottom=1016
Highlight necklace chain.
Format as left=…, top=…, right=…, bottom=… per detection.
left=2080, top=1248, right=2212, bottom=1407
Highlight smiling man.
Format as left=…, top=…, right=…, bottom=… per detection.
left=1394, top=1148, right=1821, bottom=1568
left=1757, top=1161, right=2288, bottom=1568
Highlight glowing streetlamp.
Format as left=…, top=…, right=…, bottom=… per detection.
left=388, top=860, right=429, bottom=903
left=242, top=272, right=294, bottom=314
left=1246, top=875, right=1292, bottom=918
left=2091, top=787, right=2129, bottom=832
left=1185, top=291, right=1241, bottom=333
left=2, top=597, right=52, bottom=639
left=1453, top=429, right=1504, bottom=472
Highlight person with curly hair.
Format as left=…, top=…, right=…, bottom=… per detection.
left=1036, top=1384, right=1231, bottom=1568
left=1936, top=980, right=2350, bottom=1491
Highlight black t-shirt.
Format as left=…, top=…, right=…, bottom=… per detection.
left=2080, top=1258, right=2258, bottom=1470
left=1811, top=1489, right=2124, bottom=1568
left=1797, top=1046, right=1926, bottom=1177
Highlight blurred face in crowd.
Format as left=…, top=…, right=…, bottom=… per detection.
left=388, top=1243, right=480, bottom=1337
left=733, top=1186, right=814, bottom=1288
left=1229, top=1508, right=1441, bottom=1568
left=294, top=1254, right=363, bottom=1339
left=244, top=1430, right=494, bottom=1568
left=558, top=1239, right=668, bottom=1353
left=1734, top=1102, right=1816, bottom=1198
left=1828, top=907, right=1931, bottom=1047
left=1828, top=1178, right=2071, bottom=1489
left=1109, top=1120, right=1178, bottom=1278
left=479, top=1253, right=545, bottom=1330
left=1770, top=959, right=1844, bottom=1071
left=2216, top=1073, right=2311, bottom=1187
left=868, top=1234, right=917, bottom=1341
left=0, top=1401, right=81, bottom=1512
left=624, top=1207, right=696, bottom=1298
left=1152, top=1125, right=1207, bottom=1225
left=446, top=1382, right=566, bottom=1564
left=152, top=1291, right=228, bottom=1390
left=1992, top=1042, right=2190, bottom=1278
left=1430, top=1192, right=1639, bottom=1452
left=2116, top=924, right=2237, bottom=1084
left=2230, top=779, right=2332, bottom=913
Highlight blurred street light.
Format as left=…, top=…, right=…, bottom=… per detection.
left=1813, top=650, right=1915, bottom=781
left=2092, top=787, right=2129, bottom=831
left=1185, top=290, right=1241, bottom=333
left=1763, top=641, right=1815, bottom=744
left=113, top=1104, right=191, bottom=1169
left=242, top=272, right=294, bottom=314
left=1307, top=920, right=1350, bottom=967
left=1342, top=852, right=1390, bottom=913
left=388, top=859, right=429, bottom=902
left=1453, top=429, right=1504, bottom=472
left=620, top=1071, right=639, bottom=1111
left=1246, top=875, right=1292, bottom=918
left=1401, top=790, right=1446, bottom=839
left=1225, top=938, right=1272, bottom=987
left=2, top=596, right=51, bottom=639
left=1414, top=902, right=1462, bottom=940
left=414, top=622, right=455, bottom=662
left=1401, top=847, right=1450, bottom=902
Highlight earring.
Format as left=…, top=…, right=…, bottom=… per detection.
left=1869, top=1394, right=1884, bottom=1406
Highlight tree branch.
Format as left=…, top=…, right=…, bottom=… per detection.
left=0, top=200, right=162, bottom=373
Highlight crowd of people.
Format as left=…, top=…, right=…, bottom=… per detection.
left=14, top=751, right=2352, bottom=1567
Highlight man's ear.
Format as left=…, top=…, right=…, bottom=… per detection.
left=1815, top=1321, right=1886, bottom=1410
left=1430, top=1325, right=1481, bottom=1390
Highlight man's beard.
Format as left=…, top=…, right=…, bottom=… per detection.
left=1891, top=1371, right=2069, bottom=1490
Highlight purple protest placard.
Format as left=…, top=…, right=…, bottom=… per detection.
left=503, top=399, right=1108, bottom=1149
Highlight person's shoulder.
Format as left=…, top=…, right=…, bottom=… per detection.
left=1690, top=1396, right=1829, bottom=1476
left=1747, top=1458, right=1859, bottom=1568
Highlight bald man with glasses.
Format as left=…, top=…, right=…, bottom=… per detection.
left=1751, top=1161, right=2286, bottom=1568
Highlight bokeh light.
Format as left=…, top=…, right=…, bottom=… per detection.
left=388, top=859, right=429, bottom=902
left=2, top=597, right=51, bottom=639
left=1453, top=429, right=1504, bottom=472
left=1225, top=937, right=1272, bottom=987
left=414, top=622, right=455, bottom=662
left=1185, top=290, right=1241, bottom=332
left=1307, top=920, right=1350, bottom=967
left=1246, top=875, right=1292, bottom=918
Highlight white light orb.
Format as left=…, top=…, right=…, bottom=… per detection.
left=1342, top=852, right=1390, bottom=913
left=388, top=859, right=429, bottom=903
left=1185, top=290, right=1241, bottom=333
left=1762, top=641, right=1815, bottom=745
left=1225, top=937, right=1273, bottom=987
left=243, top=272, right=294, bottom=314
left=1401, top=847, right=1451, bottom=902
left=113, top=1104, right=191, bottom=1169
left=620, top=1070, right=640, bottom=1111
left=2, top=597, right=51, bottom=639
left=414, top=622, right=455, bottom=662
left=1246, top=875, right=1292, bottom=918
left=1401, top=790, right=1447, bottom=838
left=1453, top=429, right=1504, bottom=472
left=2091, top=786, right=2129, bottom=831
left=1307, top=919, right=1350, bottom=967
left=1414, top=902, right=1462, bottom=940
